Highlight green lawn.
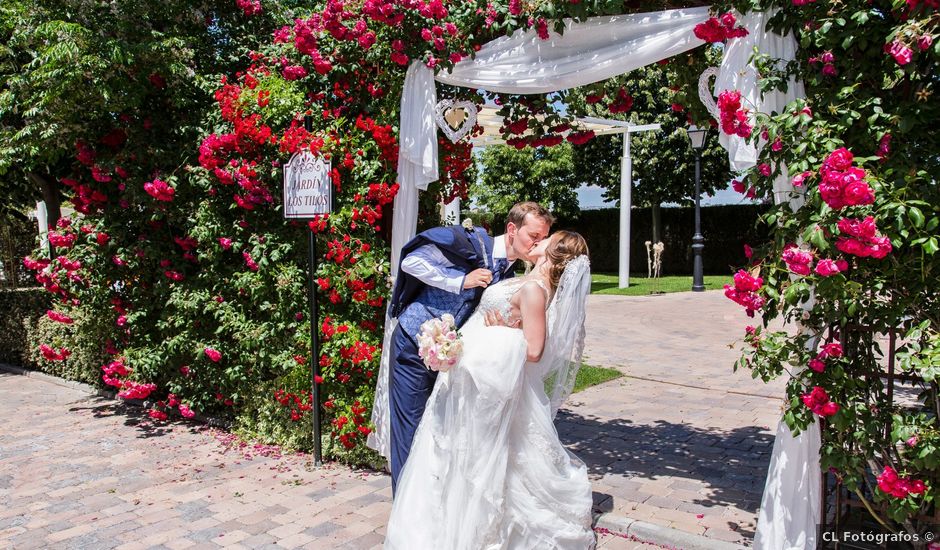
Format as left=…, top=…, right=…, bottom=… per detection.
left=591, top=273, right=729, bottom=296
left=572, top=364, right=623, bottom=393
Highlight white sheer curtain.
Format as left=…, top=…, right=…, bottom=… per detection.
left=390, top=62, right=439, bottom=275
left=437, top=7, right=710, bottom=94
left=714, top=10, right=820, bottom=549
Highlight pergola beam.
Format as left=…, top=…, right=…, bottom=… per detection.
left=459, top=106, right=660, bottom=288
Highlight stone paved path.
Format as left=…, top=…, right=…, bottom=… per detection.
left=1, top=290, right=786, bottom=549
left=567, top=291, right=786, bottom=546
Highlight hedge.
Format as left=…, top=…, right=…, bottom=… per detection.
left=555, top=203, right=771, bottom=275
left=0, top=288, right=50, bottom=368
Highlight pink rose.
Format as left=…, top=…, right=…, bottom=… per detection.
left=842, top=180, right=875, bottom=207
left=242, top=251, right=259, bottom=271
left=814, top=259, right=844, bottom=276
left=204, top=347, right=222, bottom=363
left=47, top=310, right=75, bottom=324
left=282, top=65, right=307, bottom=81
left=791, top=171, right=813, bottom=187
left=877, top=133, right=892, bottom=160
left=143, top=179, right=175, bottom=202
left=808, top=358, right=826, bottom=373
left=758, top=163, right=771, bottom=177
left=887, top=40, right=913, bottom=65
left=732, top=269, right=763, bottom=292
left=820, top=343, right=843, bottom=358
left=179, top=404, right=196, bottom=418
left=838, top=216, right=878, bottom=239
left=917, top=35, right=933, bottom=51
left=867, top=236, right=893, bottom=259
left=823, top=147, right=854, bottom=172
left=782, top=246, right=814, bottom=276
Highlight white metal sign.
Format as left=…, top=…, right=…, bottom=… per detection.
left=283, top=150, right=332, bottom=218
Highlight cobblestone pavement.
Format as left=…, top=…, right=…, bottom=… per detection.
left=1, top=290, right=785, bottom=549
left=571, top=291, right=786, bottom=547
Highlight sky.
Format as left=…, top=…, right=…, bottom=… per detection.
left=576, top=181, right=758, bottom=209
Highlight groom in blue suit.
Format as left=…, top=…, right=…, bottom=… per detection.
left=387, top=201, right=554, bottom=492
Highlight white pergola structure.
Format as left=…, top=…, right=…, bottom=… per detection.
left=443, top=106, right=660, bottom=288
left=376, top=9, right=820, bottom=547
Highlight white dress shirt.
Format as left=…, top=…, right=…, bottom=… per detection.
left=400, top=234, right=513, bottom=294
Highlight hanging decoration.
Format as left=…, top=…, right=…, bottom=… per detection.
left=434, top=99, right=478, bottom=143
left=698, top=66, right=721, bottom=121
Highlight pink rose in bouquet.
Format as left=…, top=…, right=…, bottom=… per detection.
left=417, top=314, right=463, bottom=372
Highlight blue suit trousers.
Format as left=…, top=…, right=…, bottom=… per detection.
left=388, top=322, right=438, bottom=494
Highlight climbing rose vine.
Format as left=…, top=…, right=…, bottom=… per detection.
left=717, top=0, right=940, bottom=532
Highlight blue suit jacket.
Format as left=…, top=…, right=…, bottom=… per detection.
left=390, top=225, right=508, bottom=338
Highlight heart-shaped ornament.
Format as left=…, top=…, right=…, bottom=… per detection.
left=444, top=107, right=467, bottom=130
left=434, top=99, right=478, bottom=143
left=698, top=67, right=721, bottom=122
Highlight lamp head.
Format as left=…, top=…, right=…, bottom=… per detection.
left=686, top=125, right=708, bottom=151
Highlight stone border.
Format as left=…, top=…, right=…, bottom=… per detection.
left=594, top=512, right=747, bottom=550
left=0, top=361, right=105, bottom=396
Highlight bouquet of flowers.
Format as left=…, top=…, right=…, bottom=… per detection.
left=417, top=313, right=463, bottom=372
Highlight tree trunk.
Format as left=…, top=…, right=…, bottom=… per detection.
left=29, top=172, right=61, bottom=229
left=651, top=200, right=662, bottom=244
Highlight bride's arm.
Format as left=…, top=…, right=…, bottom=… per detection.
left=518, top=282, right=548, bottom=362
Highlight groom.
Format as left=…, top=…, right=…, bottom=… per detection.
left=387, top=201, right=554, bottom=492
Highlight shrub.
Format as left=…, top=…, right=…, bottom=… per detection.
left=0, top=288, right=50, bottom=367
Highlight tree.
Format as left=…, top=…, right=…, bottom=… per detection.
left=0, top=0, right=292, bottom=224
left=472, top=143, right=581, bottom=221
left=566, top=53, right=731, bottom=242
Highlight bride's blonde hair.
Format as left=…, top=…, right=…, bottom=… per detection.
left=545, top=231, right=589, bottom=292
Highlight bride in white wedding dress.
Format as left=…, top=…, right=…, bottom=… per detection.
left=385, top=230, right=596, bottom=550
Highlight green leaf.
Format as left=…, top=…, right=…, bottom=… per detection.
left=924, top=237, right=939, bottom=255
left=909, top=207, right=925, bottom=228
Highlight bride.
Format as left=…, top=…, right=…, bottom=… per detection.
left=384, top=230, right=596, bottom=550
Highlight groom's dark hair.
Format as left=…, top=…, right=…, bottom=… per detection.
left=506, top=201, right=554, bottom=229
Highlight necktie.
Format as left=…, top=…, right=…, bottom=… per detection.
left=493, top=258, right=509, bottom=279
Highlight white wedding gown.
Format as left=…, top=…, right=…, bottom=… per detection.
left=385, top=277, right=596, bottom=550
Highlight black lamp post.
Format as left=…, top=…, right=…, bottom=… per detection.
left=686, top=125, right=707, bottom=292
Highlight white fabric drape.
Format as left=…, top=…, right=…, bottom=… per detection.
left=437, top=7, right=710, bottom=94
left=754, top=420, right=821, bottom=550
left=713, top=10, right=819, bottom=550
left=391, top=62, right=439, bottom=275
left=713, top=9, right=805, bottom=174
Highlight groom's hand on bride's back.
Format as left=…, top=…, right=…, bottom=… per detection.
left=484, top=310, right=521, bottom=329
left=463, top=268, right=493, bottom=290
